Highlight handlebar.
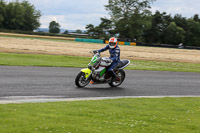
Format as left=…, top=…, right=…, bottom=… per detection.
left=90, top=50, right=99, bottom=55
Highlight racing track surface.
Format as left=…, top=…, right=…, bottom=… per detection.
left=0, top=66, right=200, bottom=102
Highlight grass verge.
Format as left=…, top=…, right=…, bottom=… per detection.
left=0, top=97, right=200, bottom=133
left=0, top=52, right=200, bottom=72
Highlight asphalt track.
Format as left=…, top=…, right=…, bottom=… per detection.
left=0, top=66, right=200, bottom=103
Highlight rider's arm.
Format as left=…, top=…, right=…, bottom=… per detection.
left=98, top=45, right=109, bottom=53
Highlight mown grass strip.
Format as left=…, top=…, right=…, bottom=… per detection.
left=0, top=53, right=90, bottom=68
left=0, top=52, right=200, bottom=72
left=0, top=97, right=200, bottom=133
left=127, top=60, right=200, bottom=73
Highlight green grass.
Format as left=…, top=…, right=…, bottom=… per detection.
left=0, top=53, right=90, bottom=68
left=127, top=60, right=200, bottom=72
left=0, top=97, right=200, bottom=133
left=0, top=52, right=200, bottom=72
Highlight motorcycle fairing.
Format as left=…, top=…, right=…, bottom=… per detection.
left=81, top=68, right=92, bottom=78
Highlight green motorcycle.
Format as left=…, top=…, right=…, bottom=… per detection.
left=75, top=51, right=130, bottom=88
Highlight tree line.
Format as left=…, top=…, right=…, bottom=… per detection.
left=0, top=0, right=83, bottom=34
left=1, top=0, right=200, bottom=46
left=86, top=0, right=200, bottom=47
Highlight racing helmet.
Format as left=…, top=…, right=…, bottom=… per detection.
left=109, top=37, right=118, bottom=48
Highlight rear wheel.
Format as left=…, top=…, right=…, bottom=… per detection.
left=75, top=72, right=90, bottom=88
left=109, top=69, right=125, bottom=87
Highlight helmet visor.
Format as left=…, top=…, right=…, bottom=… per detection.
left=109, top=42, right=115, bottom=46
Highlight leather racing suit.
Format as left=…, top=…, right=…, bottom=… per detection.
left=98, top=44, right=120, bottom=78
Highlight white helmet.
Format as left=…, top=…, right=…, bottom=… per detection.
left=109, top=37, right=118, bottom=48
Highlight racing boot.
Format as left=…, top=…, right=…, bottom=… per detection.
left=111, top=70, right=120, bottom=82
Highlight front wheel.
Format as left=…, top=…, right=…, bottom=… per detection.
left=75, top=72, right=90, bottom=88
left=109, top=70, right=125, bottom=87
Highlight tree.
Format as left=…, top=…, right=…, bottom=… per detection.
left=105, top=0, right=156, bottom=40
left=184, top=19, right=200, bottom=46
left=86, top=24, right=104, bottom=38
left=93, top=26, right=103, bottom=38
left=21, top=0, right=41, bottom=31
left=193, top=14, right=200, bottom=23
left=99, top=17, right=113, bottom=39
left=173, top=14, right=187, bottom=30
left=105, top=0, right=155, bottom=21
left=144, top=11, right=172, bottom=43
left=86, top=18, right=115, bottom=39
left=86, top=24, right=95, bottom=36
left=0, top=0, right=6, bottom=28
left=63, top=30, right=68, bottom=34
left=75, top=29, right=82, bottom=34
left=5, top=1, right=25, bottom=30
left=129, top=10, right=152, bottom=41
left=163, top=22, right=185, bottom=45
left=0, top=0, right=41, bottom=31
left=172, top=14, right=200, bottom=46
left=49, top=21, right=60, bottom=33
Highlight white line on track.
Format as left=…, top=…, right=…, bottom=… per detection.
left=1, top=95, right=200, bottom=104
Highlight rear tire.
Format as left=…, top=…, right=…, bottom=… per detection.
left=109, top=69, right=125, bottom=87
left=75, top=72, right=90, bottom=88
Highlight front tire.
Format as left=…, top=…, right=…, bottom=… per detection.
left=75, top=72, right=90, bottom=88
left=109, top=70, right=125, bottom=87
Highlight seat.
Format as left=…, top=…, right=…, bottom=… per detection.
left=117, top=59, right=130, bottom=69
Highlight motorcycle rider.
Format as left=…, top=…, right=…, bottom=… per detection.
left=94, top=37, right=120, bottom=81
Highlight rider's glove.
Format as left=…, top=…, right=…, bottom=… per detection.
left=106, top=59, right=113, bottom=64
left=93, top=50, right=99, bottom=54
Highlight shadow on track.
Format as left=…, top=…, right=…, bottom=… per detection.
left=75, top=86, right=125, bottom=91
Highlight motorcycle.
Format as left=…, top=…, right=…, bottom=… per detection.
left=75, top=51, right=130, bottom=88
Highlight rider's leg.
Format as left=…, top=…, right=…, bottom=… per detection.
left=107, top=61, right=119, bottom=79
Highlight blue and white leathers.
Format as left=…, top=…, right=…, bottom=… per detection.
left=98, top=45, right=120, bottom=74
